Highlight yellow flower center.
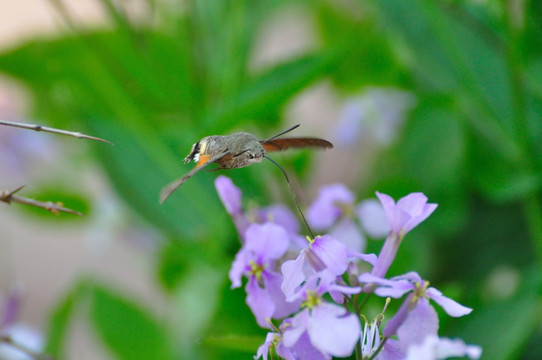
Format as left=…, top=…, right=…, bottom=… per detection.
left=301, top=290, right=322, bottom=310
left=249, top=260, right=266, bottom=282
left=412, top=281, right=430, bottom=302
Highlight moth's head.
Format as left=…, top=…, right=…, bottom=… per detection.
left=184, top=141, right=200, bottom=164
left=233, top=144, right=265, bottom=165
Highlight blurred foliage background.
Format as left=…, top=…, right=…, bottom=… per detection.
left=0, top=0, right=541, bottom=359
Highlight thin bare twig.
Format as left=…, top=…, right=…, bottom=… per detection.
left=0, top=186, right=83, bottom=216
left=0, top=120, right=112, bottom=145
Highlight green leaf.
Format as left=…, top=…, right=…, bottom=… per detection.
left=371, top=0, right=519, bottom=160
left=44, top=283, right=88, bottom=357
left=88, top=115, right=229, bottom=240
left=157, top=241, right=191, bottom=291
left=202, top=334, right=265, bottom=353
left=468, top=134, right=542, bottom=202
left=15, top=189, right=90, bottom=219
left=90, top=284, right=172, bottom=360
left=204, top=53, right=337, bottom=130
left=316, top=3, right=403, bottom=89
left=454, top=265, right=542, bottom=360
left=401, top=101, right=466, bottom=192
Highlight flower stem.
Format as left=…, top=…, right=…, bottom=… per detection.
left=368, top=337, right=388, bottom=360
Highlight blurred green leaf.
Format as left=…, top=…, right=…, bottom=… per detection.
left=316, top=2, right=403, bottom=89
left=157, top=241, right=191, bottom=291
left=203, top=53, right=338, bottom=130
left=206, top=279, right=263, bottom=337
left=468, top=134, right=542, bottom=203
left=454, top=265, right=542, bottom=360
left=201, top=279, right=265, bottom=359
left=88, top=115, right=228, bottom=240
left=15, top=189, right=90, bottom=219
left=371, top=0, right=521, bottom=162
left=45, top=283, right=87, bottom=357
left=202, top=334, right=265, bottom=353
left=402, top=101, right=466, bottom=192
left=90, top=284, right=172, bottom=360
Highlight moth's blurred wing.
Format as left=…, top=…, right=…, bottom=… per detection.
left=159, top=151, right=231, bottom=204
left=261, top=138, right=333, bottom=152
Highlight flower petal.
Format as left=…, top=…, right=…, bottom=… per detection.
left=215, top=176, right=250, bottom=235
left=283, top=311, right=309, bottom=347
left=289, top=331, right=331, bottom=360
left=426, top=287, right=472, bottom=317
left=356, top=199, right=390, bottom=238
left=310, top=235, right=348, bottom=275
left=358, top=273, right=413, bottom=298
left=397, top=298, right=439, bottom=351
left=435, top=337, right=482, bottom=359
left=405, top=335, right=482, bottom=360
left=397, top=193, right=437, bottom=234
left=255, top=332, right=274, bottom=360
left=281, top=253, right=307, bottom=300
left=246, top=277, right=275, bottom=328
left=245, top=223, right=290, bottom=262
left=307, top=303, right=360, bottom=357
left=229, top=247, right=251, bottom=288
left=376, top=338, right=404, bottom=360
left=391, top=271, right=422, bottom=283
left=330, top=218, right=366, bottom=253
left=376, top=192, right=402, bottom=233
left=264, top=272, right=300, bottom=319
left=308, top=184, right=355, bottom=230
left=348, top=251, right=378, bottom=266
left=215, top=175, right=242, bottom=214
left=258, top=204, right=300, bottom=235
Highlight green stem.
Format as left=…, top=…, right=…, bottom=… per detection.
left=368, top=337, right=388, bottom=360
left=355, top=339, right=362, bottom=360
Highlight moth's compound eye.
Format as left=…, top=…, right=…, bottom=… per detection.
left=248, top=153, right=255, bottom=159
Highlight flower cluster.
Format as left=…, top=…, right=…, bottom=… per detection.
left=215, top=176, right=482, bottom=360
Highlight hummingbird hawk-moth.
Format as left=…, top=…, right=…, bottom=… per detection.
left=159, top=124, right=333, bottom=203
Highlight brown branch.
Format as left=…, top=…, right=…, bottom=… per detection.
left=0, top=120, right=112, bottom=145
left=0, top=186, right=83, bottom=216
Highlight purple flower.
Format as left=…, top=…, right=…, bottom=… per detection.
left=306, top=183, right=367, bottom=252
left=370, top=192, right=437, bottom=278
left=307, top=184, right=354, bottom=230
left=215, top=176, right=250, bottom=239
left=255, top=320, right=330, bottom=360
left=229, top=223, right=298, bottom=327
left=376, top=192, right=437, bottom=237
left=256, top=204, right=306, bottom=249
left=282, top=272, right=361, bottom=358
left=335, top=88, right=416, bottom=147
left=356, top=198, right=389, bottom=239
left=257, top=204, right=299, bottom=235
left=281, top=235, right=349, bottom=299
left=307, top=184, right=392, bottom=253
left=358, top=272, right=472, bottom=349
left=329, top=218, right=365, bottom=254
left=404, top=335, right=482, bottom=360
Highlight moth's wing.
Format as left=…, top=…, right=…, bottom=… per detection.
left=159, top=151, right=231, bottom=204
left=261, top=138, right=333, bottom=152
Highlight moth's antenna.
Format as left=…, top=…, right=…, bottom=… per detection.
left=264, top=155, right=314, bottom=238
left=262, top=124, right=300, bottom=144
